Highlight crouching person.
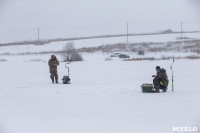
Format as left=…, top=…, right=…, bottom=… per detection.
left=152, top=66, right=169, bottom=92
left=48, top=55, right=59, bottom=83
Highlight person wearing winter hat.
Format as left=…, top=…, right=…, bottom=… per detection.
left=48, top=55, right=59, bottom=83
left=152, top=66, right=169, bottom=92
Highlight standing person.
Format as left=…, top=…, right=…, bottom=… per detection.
left=152, top=66, right=169, bottom=92
left=48, top=55, right=59, bottom=83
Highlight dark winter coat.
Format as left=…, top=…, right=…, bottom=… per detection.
left=48, top=55, right=59, bottom=73
left=155, top=68, right=169, bottom=87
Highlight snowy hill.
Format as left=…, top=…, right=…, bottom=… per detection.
left=0, top=32, right=200, bottom=55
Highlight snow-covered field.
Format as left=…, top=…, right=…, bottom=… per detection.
left=0, top=54, right=199, bottom=133
left=0, top=33, right=200, bottom=133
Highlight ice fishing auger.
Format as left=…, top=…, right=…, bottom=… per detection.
left=62, top=62, right=71, bottom=84
left=170, top=58, right=175, bottom=91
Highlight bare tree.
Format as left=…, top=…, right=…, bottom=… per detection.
left=62, top=42, right=83, bottom=62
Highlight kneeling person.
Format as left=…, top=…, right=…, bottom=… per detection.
left=152, top=66, right=169, bottom=92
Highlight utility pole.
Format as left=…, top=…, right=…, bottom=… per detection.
left=181, top=22, right=182, bottom=39
left=127, top=23, right=129, bottom=42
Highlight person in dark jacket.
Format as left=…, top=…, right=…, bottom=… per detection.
left=48, top=55, right=59, bottom=83
left=152, top=66, right=169, bottom=92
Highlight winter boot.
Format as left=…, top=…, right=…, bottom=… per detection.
left=155, top=87, right=160, bottom=93
left=55, top=78, right=58, bottom=84
left=51, top=78, right=54, bottom=83
left=162, top=87, right=167, bottom=92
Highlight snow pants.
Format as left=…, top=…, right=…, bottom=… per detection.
left=153, top=78, right=169, bottom=92
left=50, top=71, right=58, bottom=79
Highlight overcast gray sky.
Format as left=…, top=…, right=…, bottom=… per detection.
left=0, top=0, right=199, bottom=42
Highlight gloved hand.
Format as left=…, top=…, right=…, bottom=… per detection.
left=152, top=75, right=156, bottom=77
